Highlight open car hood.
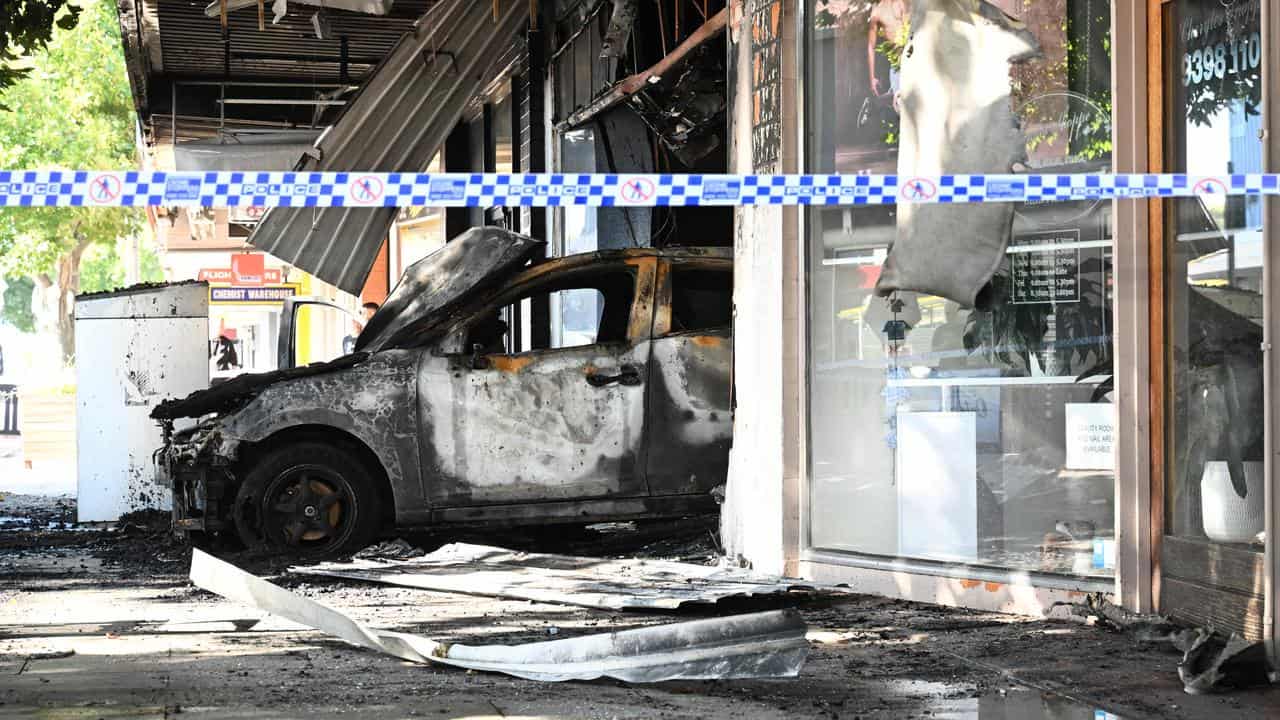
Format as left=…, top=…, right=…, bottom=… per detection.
left=356, top=228, right=545, bottom=353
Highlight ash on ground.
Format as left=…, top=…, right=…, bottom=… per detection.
left=0, top=492, right=187, bottom=576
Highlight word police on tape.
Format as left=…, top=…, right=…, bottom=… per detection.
left=0, top=171, right=1275, bottom=208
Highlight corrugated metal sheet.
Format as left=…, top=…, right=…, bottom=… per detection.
left=247, top=0, right=529, bottom=293
left=292, top=542, right=854, bottom=611
left=156, top=0, right=436, bottom=82
left=193, top=549, right=811, bottom=683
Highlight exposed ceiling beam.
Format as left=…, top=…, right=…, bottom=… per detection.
left=202, top=0, right=395, bottom=19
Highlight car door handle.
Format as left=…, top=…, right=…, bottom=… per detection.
left=586, top=365, right=642, bottom=387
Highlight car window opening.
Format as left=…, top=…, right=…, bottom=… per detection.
left=670, top=268, right=732, bottom=334
left=466, top=269, right=637, bottom=354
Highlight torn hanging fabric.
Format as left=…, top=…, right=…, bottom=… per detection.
left=875, top=0, right=1041, bottom=309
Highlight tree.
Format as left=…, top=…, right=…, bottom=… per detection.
left=0, top=2, right=81, bottom=100
left=0, top=0, right=140, bottom=364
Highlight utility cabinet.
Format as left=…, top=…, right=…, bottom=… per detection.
left=75, top=282, right=209, bottom=522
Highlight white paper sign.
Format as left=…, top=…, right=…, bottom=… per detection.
left=1065, top=403, right=1115, bottom=471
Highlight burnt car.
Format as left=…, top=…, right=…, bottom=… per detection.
left=153, top=228, right=732, bottom=556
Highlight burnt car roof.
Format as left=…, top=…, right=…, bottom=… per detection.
left=359, top=237, right=730, bottom=354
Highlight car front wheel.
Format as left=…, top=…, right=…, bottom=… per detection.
left=233, top=441, right=382, bottom=558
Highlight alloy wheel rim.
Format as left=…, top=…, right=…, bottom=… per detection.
left=264, top=466, right=349, bottom=548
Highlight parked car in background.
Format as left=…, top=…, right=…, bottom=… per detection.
left=154, top=228, right=733, bottom=557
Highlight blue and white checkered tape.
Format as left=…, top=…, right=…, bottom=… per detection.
left=0, top=170, right=1275, bottom=207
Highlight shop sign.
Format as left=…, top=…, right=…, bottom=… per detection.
left=1010, top=229, right=1081, bottom=305
left=1064, top=403, right=1115, bottom=472
left=1014, top=91, right=1112, bottom=229
left=1184, top=32, right=1262, bottom=88
left=1178, top=0, right=1262, bottom=93
left=231, top=253, right=265, bottom=285
left=198, top=267, right=282, bottom=285
left=210, top=286, right=297, bottom=303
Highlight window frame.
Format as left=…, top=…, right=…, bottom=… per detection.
left=652, top=257, right=735, bottom=339
left=440, top=256, right=657, bottom=359
left=796, top=0, right=1120, bottom=594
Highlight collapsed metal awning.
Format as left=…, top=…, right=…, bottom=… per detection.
left=247, top=0, right=529, bottom=294
left=191, top=549, right=811, bottom=682
left=291, top=542, right=852, bottom=611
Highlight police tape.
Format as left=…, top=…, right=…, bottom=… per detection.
left=0, top=170, right=1276, bottom=208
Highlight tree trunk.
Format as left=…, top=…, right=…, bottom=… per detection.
left=54, top=230, right=92, bottom=366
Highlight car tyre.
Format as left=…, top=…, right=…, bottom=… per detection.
left=233, top=441, right=382, bottom=558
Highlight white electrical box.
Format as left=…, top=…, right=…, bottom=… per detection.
left=75, top=282, right=209, bottom=522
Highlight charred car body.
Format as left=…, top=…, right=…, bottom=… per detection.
left=153, top=229, right=732, bottom=556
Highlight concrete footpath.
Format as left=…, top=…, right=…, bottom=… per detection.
left=0, top=508, right=1277, bottom=719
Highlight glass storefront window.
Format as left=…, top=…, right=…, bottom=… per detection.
left=806, top=1, right=1116, bottom=577
left=1165, top=0, right=1266, bottom=553
left=561, top=129, right=598, bottom=255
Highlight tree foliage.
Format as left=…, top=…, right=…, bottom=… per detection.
left=0, top=0, right=139, bottom=281
left=0, top=0, right=139, bottom=362
left=0, top=2, right=82, bottom=99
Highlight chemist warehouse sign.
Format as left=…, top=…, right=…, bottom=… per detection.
left=209, top=285, right=298, bottom=304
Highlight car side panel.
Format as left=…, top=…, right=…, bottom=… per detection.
left=643, top=329, right=733, bottom=495
left=416, top=341, right=652, bottom=507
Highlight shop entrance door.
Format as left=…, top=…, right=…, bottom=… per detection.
left=1157, top=0, right=1269, bottom=639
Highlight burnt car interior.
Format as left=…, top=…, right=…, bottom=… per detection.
left=670, top=266, right=733, bottom=334
left=468, top=266, right=638, bottom=354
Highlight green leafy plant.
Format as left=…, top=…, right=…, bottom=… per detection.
left=876, top=19, right=910, bottom=69
left=962, top=265, right=1111, bottom=379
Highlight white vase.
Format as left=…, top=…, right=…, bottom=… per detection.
left=1200, top=461, right=1265, bottom=544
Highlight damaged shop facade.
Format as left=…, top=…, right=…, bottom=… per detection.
left=721, top=0, right=1280, bottom=668
left=114, top=0, right=1279, bottom=668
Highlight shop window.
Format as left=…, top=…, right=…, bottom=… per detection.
left=670, top=267, right=732, bottom=334
left=805, top=1, right=1115, bottom=577
left=1164, top=1, right=1265, bottom=556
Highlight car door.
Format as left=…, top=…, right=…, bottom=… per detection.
left=277, top=296, right=361, bottom=370
left=644, top=257, right=733, bottom=495
left=416, top=257, right=656, bottom=507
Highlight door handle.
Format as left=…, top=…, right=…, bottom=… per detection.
left=586, top=365, right=642, bottom=387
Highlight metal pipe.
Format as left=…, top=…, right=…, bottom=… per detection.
left=231, top=50, right=382, bottom=65
left=171, top=79, right=177, bottom=148
left=216, top=98, right=348, bottom=106
left=173, top=81, right=358, bottom=88
left=558, top=7, right=728, bottom=130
